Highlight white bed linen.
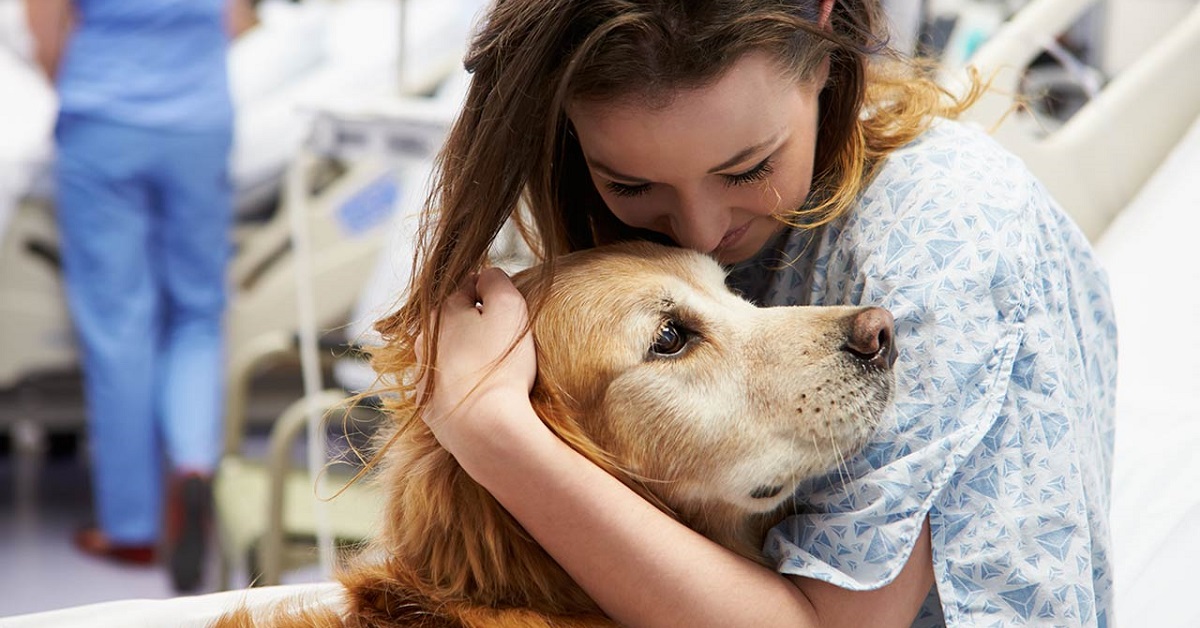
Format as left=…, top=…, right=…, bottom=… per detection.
left=0, top=45, right=56, bottom=236
left=0, top=582, right=345, bottom=628
left=1096, top=114, right=1200, bottom=628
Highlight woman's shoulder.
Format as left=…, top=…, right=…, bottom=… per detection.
left=866, top=118, right=1040, bottom=211
left=765, top=119, right=1097, bottom=313
left=843, top=119, right=1053, bottom=256
left=889, top=117, right=1020, bottom=167
left=798, top=120, right=1054, bottom=309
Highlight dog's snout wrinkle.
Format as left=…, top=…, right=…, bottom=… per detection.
left=842, top=307, right=896, bottom=370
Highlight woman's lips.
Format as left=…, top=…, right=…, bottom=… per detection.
left=717, top=221, right=751, bottom=251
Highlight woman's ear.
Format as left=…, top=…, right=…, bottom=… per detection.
left=814, top=54, right=831, bottom=88
left=818, top=0, right=835, bottom=29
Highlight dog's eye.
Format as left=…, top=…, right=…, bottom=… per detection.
left=651, top=321, right=688, bottom=357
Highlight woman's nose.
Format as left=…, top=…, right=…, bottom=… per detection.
left=669, top=194, right=726, bottom=253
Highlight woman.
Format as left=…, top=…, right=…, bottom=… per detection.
left=27, top=0, right=254, bottom=593
left=385, top=1, right=1116, bottom=626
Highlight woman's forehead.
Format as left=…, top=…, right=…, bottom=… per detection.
left=567, top=51, right=802, bottom=117
left=567, top=54, right=815, bottom=173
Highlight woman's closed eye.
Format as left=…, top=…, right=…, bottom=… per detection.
left=605, top=180, right=652, bottom=198
left=723, top=157, right=774, bottom=187
left=603, top=157, right=775, bottom=198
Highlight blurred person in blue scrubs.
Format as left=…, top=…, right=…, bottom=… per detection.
left=26, top=0, right=256, bottom=593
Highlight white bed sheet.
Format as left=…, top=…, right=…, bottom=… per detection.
left=0, top=582, right=345, bottom=628
left=1096, top=113, right=1200, bottom=628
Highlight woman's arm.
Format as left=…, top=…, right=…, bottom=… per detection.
left=24, top=0, right=74, bottom=80
left=426, top=269, right=935, bottom=628
left=463, top=406, right=934, bottom=628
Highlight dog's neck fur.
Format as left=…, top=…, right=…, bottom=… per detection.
left=364, top=424, right=598, bottom=616
left=355, top=386, right=772, bottom=617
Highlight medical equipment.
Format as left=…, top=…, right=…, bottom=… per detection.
left=928, top=0, right=1014, bottom=70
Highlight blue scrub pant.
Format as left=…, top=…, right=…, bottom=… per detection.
left=54, top=114, right=232, bottom=544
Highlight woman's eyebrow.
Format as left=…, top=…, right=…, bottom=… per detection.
left=706, top=135, right=779, bottom=174
left=586, top=159, right=649, bottom=184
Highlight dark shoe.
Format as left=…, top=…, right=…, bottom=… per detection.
left=166, top=473, right=212, bottom=593
left=73, top=526, right=157, bottom=566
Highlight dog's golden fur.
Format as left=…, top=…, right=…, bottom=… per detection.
left=213, top=241, right=894, bottom=627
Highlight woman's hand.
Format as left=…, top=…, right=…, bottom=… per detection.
left=24, top=0, right=74, bottom=80
left=418, top=267, right=538, bottom=456
left=227, top=0, right=259, bottom=38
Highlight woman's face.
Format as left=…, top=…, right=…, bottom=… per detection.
left=569, top=52, right=827, bottom=265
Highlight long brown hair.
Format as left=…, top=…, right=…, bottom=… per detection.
left=373, top=0, right=980, bottom=402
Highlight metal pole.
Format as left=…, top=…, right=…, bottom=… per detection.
left=286, top=144, right=335, bottom=578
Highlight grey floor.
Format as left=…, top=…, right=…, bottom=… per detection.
left=0, top=443, right=205, bottom=617
left=0, top=369, right=329, bottom=619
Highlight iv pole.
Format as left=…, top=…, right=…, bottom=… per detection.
left=291, top=0, right=412, bottom=580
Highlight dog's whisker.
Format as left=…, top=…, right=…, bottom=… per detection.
left=827, top=416, right=852, bottom=488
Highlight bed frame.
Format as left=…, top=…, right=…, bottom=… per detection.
left=957, top=0, right=1200, bottom=241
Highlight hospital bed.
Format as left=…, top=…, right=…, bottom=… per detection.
left=4, top=0, right=1200, bottom=623
left=956, top=0, right=1200, bottom=241
left=1097, top=107, right=1200, bottom=628
left=0, top=12, right=62, bottom=391
left=229, top=0, right=484, bottom=218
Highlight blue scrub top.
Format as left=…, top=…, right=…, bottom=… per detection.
left=57, top=0, right=233, bottom=131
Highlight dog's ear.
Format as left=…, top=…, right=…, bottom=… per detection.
left=529, top=382, right=584, bottom=442
left=529, top=383, right=618, bottom=474
left=528, top=380, right=677, bottom=519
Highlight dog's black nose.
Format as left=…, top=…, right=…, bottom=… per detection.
left=843, top=307, right=896, bottom=370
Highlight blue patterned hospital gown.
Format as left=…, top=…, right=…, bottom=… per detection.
left=727, top=119, right=1117, bottom=627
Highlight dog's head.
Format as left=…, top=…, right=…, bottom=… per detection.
left=356, top=240, right=897, bottom=614
left=518, top=241, right=895, bottom=519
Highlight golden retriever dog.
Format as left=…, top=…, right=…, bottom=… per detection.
left=216, top=241, right=896, bottom=627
